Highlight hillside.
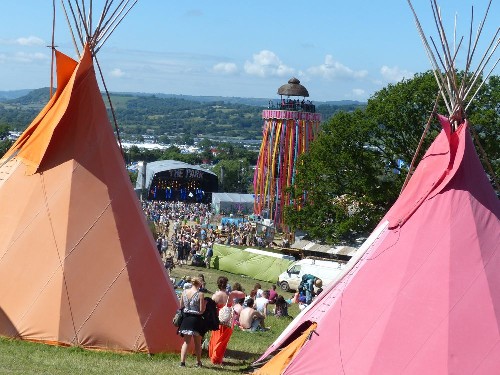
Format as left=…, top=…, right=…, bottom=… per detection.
left=0, top=88, right=365, bottom=140
left=0, top=89, right=33, bottom=101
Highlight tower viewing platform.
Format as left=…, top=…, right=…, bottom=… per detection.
left=253, top=77, right=321, bottom=230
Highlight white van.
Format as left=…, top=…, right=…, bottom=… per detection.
left=278, top=258, right=346, bottom=292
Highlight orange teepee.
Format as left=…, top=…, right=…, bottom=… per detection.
left=0, top=45, right=182, bottom=353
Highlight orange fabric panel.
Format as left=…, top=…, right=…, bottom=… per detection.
left=253, top=323, right=317, bottom=375
left=0, top=44, right=182, bottom=353
left=0, top=169, right=66, bottom=341
left=2, top=50, right=77, bottom=168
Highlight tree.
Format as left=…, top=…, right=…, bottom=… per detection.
left=0, top=139, right=13, bottom=157
left=0, top=124, right=13, bottom=157
left=181, top=134, right=194, bottom=146
left=128, top=170, right=138, bottom=185
left=198, top=138, right=215, bottom=164
left=0, top=123, right=10, bottom=139
left=364, top=71, right=444, bottom=171
left=284, top=110, right=392, bottom=244
left=212, top=159, right=252, bottom=193
left=285, top=71, right=499, bottom=244
left=123, top=145, right=163, bottom=164
left=466, top=74, right=500, bottom=180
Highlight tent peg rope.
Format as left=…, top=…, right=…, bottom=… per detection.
left=56, top=0, right=135, bottom=158
left=400, top=92, right=441, bottom=194
left=407, top=0, right=499, bottom=189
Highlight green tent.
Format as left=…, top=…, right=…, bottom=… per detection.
left=211, top=244, right=294, bottom=283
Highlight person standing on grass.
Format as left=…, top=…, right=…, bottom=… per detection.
left=205, top=243, right=213, bottom=269
left=208, top=276, right=245, bottom=365
left=178, top=277, right=205, bottom=368
left=176, top=239, right=184, bottom=266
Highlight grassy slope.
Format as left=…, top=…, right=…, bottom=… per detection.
left=0, top=264, right=299, bottom=375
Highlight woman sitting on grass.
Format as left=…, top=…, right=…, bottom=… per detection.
left=232, top=297, right=245, bottom=328
left=273, top=295, right=291, bottom=318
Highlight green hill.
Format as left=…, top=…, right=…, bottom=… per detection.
left=0, top=89, right=33, bottom=101
left=0, top=88, right=365, bottom=140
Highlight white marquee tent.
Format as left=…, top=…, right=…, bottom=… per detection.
left=211, top=193, right=254, bottom=215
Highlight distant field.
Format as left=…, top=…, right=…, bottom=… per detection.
left=107, top=95, right=135, bottom=109
left=0, top=88, right=365, bottom=139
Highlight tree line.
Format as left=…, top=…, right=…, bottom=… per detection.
left=284, top=72, right=499, bottom=244
left=0, top=89, right=362, bottom=141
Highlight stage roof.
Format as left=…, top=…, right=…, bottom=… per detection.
left=136, top=160, right=217, bottom=191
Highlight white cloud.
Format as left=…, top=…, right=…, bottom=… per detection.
left=308, top=55, right=367, bottom=80
left=351, top=88, right=365, bottom=97
left=0, top=36, right=45, bottom=46
left=244, top=50, right=294, bottom=78
left=380, top=65, right=413, bottom=82
left=212, top=62, right=238, bottom=75
left=110, top=68, right=125, bottom=78
left=13, top=52, right=48, bottom=63
left=16, top=36, right=45, bottom=46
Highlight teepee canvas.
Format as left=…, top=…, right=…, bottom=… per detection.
left=255, top=117, right=500, bottom=374
left=0, top=1, right=182, bottom=353
left=254, top=1, right=499, bottom=374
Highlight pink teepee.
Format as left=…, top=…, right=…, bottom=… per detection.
left=255, top=116, right=500, bottom=374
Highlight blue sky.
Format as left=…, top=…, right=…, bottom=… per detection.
left=0, top=1, right=498, bottom=102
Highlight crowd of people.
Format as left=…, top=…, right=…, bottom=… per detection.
left=142, top=201, right=213, bottom=230
left=175, top=276, right=295, bottom=367
left=268, top=98, right=317, bottom=113
left=141, top=201, right=275, bottom=272
left=141, top=201, right=324, bottom=367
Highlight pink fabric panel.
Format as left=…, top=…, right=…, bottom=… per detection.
left=384, top=116, right=460, bottom=228
left=273, top=122, right=500, bottom=374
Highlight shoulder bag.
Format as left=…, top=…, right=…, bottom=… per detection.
left=218, top=297, right=233, bottom=327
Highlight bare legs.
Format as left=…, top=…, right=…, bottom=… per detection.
left=193, top=335, right=202, bottom=364
left=180, top=335, right=191, bottom=364
left=180, top=335, right=202, bottom=365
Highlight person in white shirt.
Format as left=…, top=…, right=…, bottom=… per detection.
left=254, top=290, right=270, bottom=317
left=254, top=283, right=264, bottom=299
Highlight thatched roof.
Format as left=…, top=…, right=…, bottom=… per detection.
left=277, top=77, right=309, bottom=97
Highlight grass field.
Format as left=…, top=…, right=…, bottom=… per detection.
left=0, top=264, right=299, bottom=375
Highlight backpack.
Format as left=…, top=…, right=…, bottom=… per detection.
left=191, top=254, right=205, bottom=267
left=298, top=274, right=316, bottom=293
left=218, top=298, right=233, bottom=327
